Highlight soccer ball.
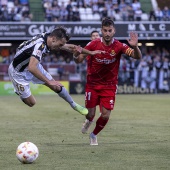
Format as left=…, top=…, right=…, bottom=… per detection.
left=16, top=142, right=39, bottom=164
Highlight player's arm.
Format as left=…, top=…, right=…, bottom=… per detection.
left=127, top=32, right=142, bottom=59
left=28, top=56, right=51, bottom=84
left=130, top=46, right=142, bottom=59
left=28, top=57, right=62, bottom=87
left=73, top=54, right=87, bottom=63
left=60, top=44, right=103, bottom=56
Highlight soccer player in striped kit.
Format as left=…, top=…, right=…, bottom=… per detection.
left=8, top=26, right=102, bottom=116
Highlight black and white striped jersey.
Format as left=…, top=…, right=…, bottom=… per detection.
left=12, top=32, right=50, bottom=72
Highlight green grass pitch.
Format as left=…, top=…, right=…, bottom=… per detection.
left=0, top=94, right=170, bottom=170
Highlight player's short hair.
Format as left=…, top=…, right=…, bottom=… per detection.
left=50, top=26, right=70, bottom=41
left=101, top=17, right=115, bottom=27
left=90, top=30, right=99, bottom=36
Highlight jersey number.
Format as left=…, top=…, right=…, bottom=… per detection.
left=16, top=84, right=25, bottom=92
left=85, top=92, right=91, bottom=101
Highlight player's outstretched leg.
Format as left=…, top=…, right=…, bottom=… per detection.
left=89, top=132, right=98, bottom=146
left=82, top=119, right=93, bottom=133
left=57, top=86, right=88, bottom=115
left=73, top=103, right=88, bottom=115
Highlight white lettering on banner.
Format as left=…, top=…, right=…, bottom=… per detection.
left=28, top=25, right=72, bottom=36
left=128, top=23, right=167, bottom=32
left=139, top=24, right=146, bottom=31
left=128, top=24, right=136, bottom=30
left=159, top=24, right=165, bottom=31
left=149, top=24, right=155, bottom=31
left=28, top=25, right=44, bottom=35
left=0, top=25, right=9, bottom=31
left=95, top=58, right=116, bottom=64
left=74, top=26, right=100, bottom=34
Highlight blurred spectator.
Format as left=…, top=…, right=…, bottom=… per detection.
left=52, top=1, right=60, bottom=21
left=119, top=0, right=127, bottom=11
left=1, top=0, right=8, bottom=6
left=107, top=5, right=116, bottom=21
left=120, top=6, right=128, bottom=21
left=131, top=0, right=141, bottom=11
left=72, top=6, right=80, bottom=21
left=45, top=6, right=53, bottom=21
left=92, top=2, right=99, bottom=14
left=149, top=9, right=156, bottom=21
left=127, top=5, right=134, bottom=21
left=155, top=7, right=163, bottom=21
left=135, top=7, right=142, bottom=21
left=1, top=5, right=8, bottom=21
left=101, top=6, right=108, bottom=19
left=162, top=6, right=170, bottom=21
left=60, top=2, right=68, bottom=21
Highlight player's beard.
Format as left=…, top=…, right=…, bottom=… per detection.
left=103, top=36, right=113, bottom=44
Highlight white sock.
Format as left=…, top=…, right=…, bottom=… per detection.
left=57, top=87, right=76, bottom=108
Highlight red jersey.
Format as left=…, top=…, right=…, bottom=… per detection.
left=85, top=38, right=133, bottom=89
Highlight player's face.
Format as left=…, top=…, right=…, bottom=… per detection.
left=101, top=25, right=115, bottom=43
left=91, top=32, right=100, bottom=40
left=50, top=37, right=67, bottom=51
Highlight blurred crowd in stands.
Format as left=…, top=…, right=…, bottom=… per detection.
left=43, top=0, right=170, bottom=22
left=0, top=0, right=32, bottom=21
left=0, top=0, right=170, bottom=22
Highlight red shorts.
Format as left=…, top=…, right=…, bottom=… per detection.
left=85, top=87, right=116, bottom=110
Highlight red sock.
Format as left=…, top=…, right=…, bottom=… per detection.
left=93, top=116, right=109, bottom=135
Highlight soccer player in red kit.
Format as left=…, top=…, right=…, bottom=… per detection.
left=73, top=18, right=142, bottom=145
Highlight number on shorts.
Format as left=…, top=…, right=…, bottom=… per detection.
left=85, top=92, right=91, bottom=101
left=16, top=84, right=25, bottom=92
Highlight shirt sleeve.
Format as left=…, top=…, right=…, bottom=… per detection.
left=84, top=41, right=94, bottom=51
left=122, top=43, right=134, bottom=56
left=32, top=42, right=45, bottom=61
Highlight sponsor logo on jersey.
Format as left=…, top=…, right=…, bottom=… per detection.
left=36, top=50, right=42, bottom=57
left=95, top=58, right=116, bottom=64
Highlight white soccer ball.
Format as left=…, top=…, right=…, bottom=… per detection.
left=16, top=142, right=39, bottom=164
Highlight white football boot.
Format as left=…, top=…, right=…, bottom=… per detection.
left=90, top=132, right=98, bottom=146
left=81, top=119, right=93, bottom=134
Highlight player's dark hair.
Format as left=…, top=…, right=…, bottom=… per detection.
left=50, top=26, right=70, bottom=41
left=90, top=30, right=99, bottom=36
left=101, top=17, right=115, bottom=27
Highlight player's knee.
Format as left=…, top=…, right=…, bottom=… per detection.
left=87, top=113, right=95, bottom=120
left=101, top=114, right=110, bottom=120
left=22, top=98, right=36, bottom=107
left=28, top=101, right=36, bottom=107
left=48, top=85, right=61, bottom=93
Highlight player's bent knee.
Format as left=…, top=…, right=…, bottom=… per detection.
left=101, top=114, right=110, bottom=120
left=22, top=97, right=36, bottom=107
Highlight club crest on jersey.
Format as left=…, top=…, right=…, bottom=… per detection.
left=110, top=50, right=116, bottom=57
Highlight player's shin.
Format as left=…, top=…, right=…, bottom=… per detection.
left=93, top=116, right=109, bottom=135
left=57, top=86, right=76, bottom=108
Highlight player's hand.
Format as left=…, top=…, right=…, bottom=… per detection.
left=127, top=32, right=138, bottom=47
left=90, top=50, right=105, bottom=55
left=73, top=45, right=82, bottom=57
left=48, top=80, right=63, bottom=87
